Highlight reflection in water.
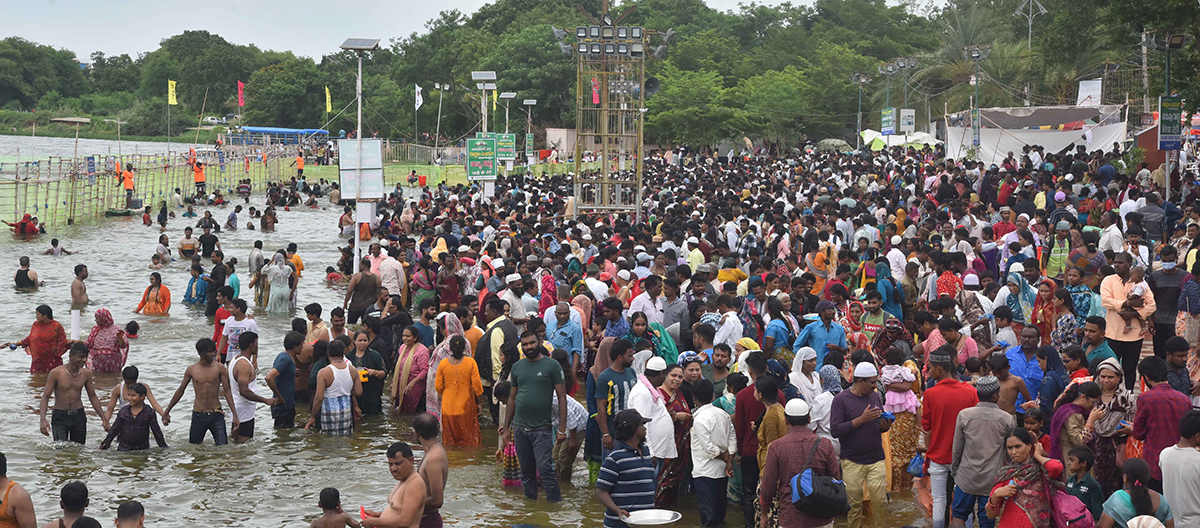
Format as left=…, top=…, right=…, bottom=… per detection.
left=0, top=200, right=923, bottom=528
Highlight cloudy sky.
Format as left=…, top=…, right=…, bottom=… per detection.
left=5, top=0, right=796, bottom=62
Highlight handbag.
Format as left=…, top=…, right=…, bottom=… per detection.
left=790, top=438, right=850, bottom=520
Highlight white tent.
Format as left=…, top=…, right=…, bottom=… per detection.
left=945, top=105, right=1126, bottom=165
left=860, top=129, right=942, bottom=150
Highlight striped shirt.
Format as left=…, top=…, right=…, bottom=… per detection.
left=596, top=440, right=656, bottom=528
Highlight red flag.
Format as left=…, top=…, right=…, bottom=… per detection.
left=591, top=78, right=600, bottom=104
left=237, top=81, right=245, bottom=107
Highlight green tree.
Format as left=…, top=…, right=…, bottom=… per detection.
left=645, top=65, right=746, bottom=146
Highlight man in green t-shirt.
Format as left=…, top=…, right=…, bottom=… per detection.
left=499, top=330, right=568, bottom=502
left=860, top=290, right=889, bottom=341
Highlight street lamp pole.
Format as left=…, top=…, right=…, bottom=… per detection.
left=340, top=38, right=380, bottom=274
left=432, top=83, right=446, bottom=163
left=878, top=63, right=897, bottom=108
left=849, top=73, right=871, bottom=149
left=522, top=99, right=537, bottom=165
left=499, top=92, right=516, bottom=134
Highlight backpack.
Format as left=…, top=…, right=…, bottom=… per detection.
left=789, top=438, right=850, bottom=520
left=1044, top=478, right=1095, bottom=528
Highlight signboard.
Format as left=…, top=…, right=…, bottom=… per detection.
left=525, top=133, right=535, bottom=159
left=338, top=138, right=385, bottom=199
left=1159, top=96, right=1183, bottom=151
left=466, top=138, right=497, bottom=181
left=899, top=109, right=916, bottom=134
left=1076, top=78, right=1102, bottom=106
left=880, top=108, right=896, bottom=135
left=218, top=150, right=226, bottom=172
left=971, top=109, right=981, bottom=147
left=496, top=133, right=517, bottom=161
left=475, top=132, right=495, bottom=139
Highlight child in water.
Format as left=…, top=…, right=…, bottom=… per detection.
left=125, top=321, right=139, bottom=339
left=310, top=488, right=361, bottom=528
left=99, top=382, right=168, bottom=451
left=105, top=365, right=165, bottom=422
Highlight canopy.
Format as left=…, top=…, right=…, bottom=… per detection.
left=241, top=126, right=328, bottom=135
left=948, top=105, right=1124, bottom=129
left=945, top=121, right=1126, bottom=166
left=860, top=129, right=941, bottom=151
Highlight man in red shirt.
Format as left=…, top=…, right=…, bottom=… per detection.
left=732, top=352, right=783, bottom=528
left=1133, top=356, right=1192, bottom=492
left=210, top=286, right=234, bottom=362
left=991, top=207, right=1016, bottom=241
left=921, top=345, right=979, bottom=528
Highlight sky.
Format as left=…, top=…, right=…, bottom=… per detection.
left=5, top=0, right=800, bottom=62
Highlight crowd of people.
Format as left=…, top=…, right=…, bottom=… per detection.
left=4, top=141, right=1200, bottom=528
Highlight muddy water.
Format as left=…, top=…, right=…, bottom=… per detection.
left=0, top=198, right=925, bottom=527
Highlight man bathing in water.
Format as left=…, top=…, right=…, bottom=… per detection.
left=39, top=343, right=110, bottom=443
left=14, top=256, right=42, bottom=290
left=70, top=264, right=89, bottom=311
left=163, top=338, right=240, bottom=445
left=362, top=443, right=426, bottom=528
left=412, top=414, right=448, bottom=528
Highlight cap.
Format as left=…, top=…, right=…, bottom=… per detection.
left=457, top=245, right=470, bottom=253
left=646, top=356, right=668, bottom=372
left=1018, top=213, right=1030, bottom=221
left=1054, top=191, right=1066, bottom=202
left=975, top=375, right=1000, bottom=397
left=1056, top=220, right=1071, bottom=231
left=636, top=253, right=652, bottom=263
left=852, top=362, right=879, bottom=378
left=891, top=235, right=902, bottom=245
left=582, top=234, right=593, bottom=241
left=613, top=409, right=652, bottom=430
left=474, top=220, right=484, bottom=227
left=687, top=236, right=699, bottom=245
left=617, top=270, right=631, bottom=281
left=506, top=273, right=522, bottom=283
left=1023, top=180, right=1035, bottom=187
left=999, top=206, right=1011, bottom=213
left=964, top=274, right=980, bottom=286
left=784, top=398, right=812, bottom=418
left=1064, top=174, right=1074, bottom=182
left=928, top=349, right=954, bottom=365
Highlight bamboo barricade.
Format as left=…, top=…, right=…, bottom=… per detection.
left=0, top=150, right=289, bottom=227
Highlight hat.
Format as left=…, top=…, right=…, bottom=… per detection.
left=687, top=236, right=699, bottom=245
left=457, top=245, right=470, bottom=253
left=975, top=375, right=1000, bottom=397
left=582, top=234, right=593, bottom=241
left=1023, top=180, right=1035, bottom=187
left=784, top=398, right=812, bottom=418
left=852, top=362, right=879, bottom=378
left=617, top=270, right=631, bottom=281
left=964, top=274, right=980, bottom=286
left=506, top=273, right=522, bottom=283
left=634, top=245, right=646, bottom=252
left=1008, top=262, right=1025, bottom=275
left=1017, top=213, right=1030, bottom=222
left=636, top=253, right=652, bottom=263
left=646, top=356, right=668, bottom=372
left=526, top=255, right=538, bottom=262
left=474, top=220, right=484, bottom=227
left=928, top=349, right=954, bottom=365
left=600, top=272, right=613, bottom=281
left=815, top=300, right=836, bottom=313
left=999, top=206, right=1011, bottom=213
left=1056, top=220, right=1071, bottom=231
left=613, top=409, right=652, bottom=430
left=1064, top=174, right=1074, bottom=182
left=891, top=235, right=902, bottom=245
left=698, top=263, right=715, bottom=274
left=1054, top=191, right=1066, bottom=202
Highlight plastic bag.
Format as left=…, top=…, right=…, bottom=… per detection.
left=907, top=453, right=926, bottom=478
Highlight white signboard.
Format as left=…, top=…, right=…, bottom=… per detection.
left=899, top=109, right=916, bottom=134
left=1076, top=78, right=1102, bottom=106
left=338, top=138, right=385, bottom=199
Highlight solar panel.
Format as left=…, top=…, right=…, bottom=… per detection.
left=340, top=38, right=381, bottom=50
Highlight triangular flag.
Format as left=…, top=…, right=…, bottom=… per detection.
left=415, top=84, right=423, bottom=111
left=325, top=86, right=332, bottom=113
left=167, top=80, right=178, bottom=106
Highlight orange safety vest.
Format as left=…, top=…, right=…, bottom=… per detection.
left=193, top=165, right=205, bottom=183
left=296, top=156, right=305, bottom=170
left=121, top=170, right=134, bottom=190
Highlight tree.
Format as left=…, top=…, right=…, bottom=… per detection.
left=645, top=65, right=746, bottom=147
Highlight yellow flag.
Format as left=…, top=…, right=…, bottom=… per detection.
left=167, top=80, right=178, bottom=106
left=492, top=89, right=496, bottom=111
left=325, top=86, right=332, bottom=113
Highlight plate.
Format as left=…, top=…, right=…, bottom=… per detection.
left=621, top=509, right=683, bottom=526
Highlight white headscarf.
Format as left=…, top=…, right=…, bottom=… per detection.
left=790, top=346, right=821, bottom=403
left=265, top=252, right=291, bottom=284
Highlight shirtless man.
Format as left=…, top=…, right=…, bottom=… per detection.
left=41, top=481, right=87, bottom=528
left=412, top=414, right=447, bottom=528
left=0, top=452, right=38, bottom=528
left=987, top=353, right=1031, bottom=415
left=362, top=443, right=426, bottom=528
left=14, top=256, right=41, bottom=290
left=163, top=338, right=240, bottom=445
left=70, top=264, right=89, bottom=310
left=38, top=344, right=109, bottom=443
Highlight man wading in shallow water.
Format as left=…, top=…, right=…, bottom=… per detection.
left=362, top=443, right=427, bottom=528
left=39, top=343, right=109, bottom=444
left=162, top=338, right=240, bottom=445
left=412, top=414, right=448, bottom=528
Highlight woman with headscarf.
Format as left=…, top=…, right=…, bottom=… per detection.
left=584, top=336, right=615, bottom=485
left=1063, top=266, right=1095, bottom=324
left=876, top=261, right=905, bottom=320
left=571, top=294, right=593, bottom=334
left=263, top=251, right=294, bottom=313
left=135, top=272, right=171, bottom=316
left=1176, top=261, right=1200, bottom=350
left=1002, top=265, right=1037, bottom=330
left=624, top=311, right=677, bottom=363
left=1067, top=243, right=1105, bottom=291
left=986, top=427, right=1064, bottom=528
left=83, top=308, right=128, bottom=374
left=734, top=337, right=761, bottom=373
left=870, top=316, right=912, bottom=366
left=537, top=273, right=557, bottom=319
left=1089, top=357, right=1138, bottom=495
left=428, top=237, right=448, bottom=263
left=1049, top=381, right=1101, bottom=461
left=1029, top=279, right=1058, bottom=346
left=410, top=257, right=438, bottom=317
left=766, top=359, right=799, bottom=402
left=839, top=301, right=872, bottom=352
left=1036, top=345, right=1070, bottom=419
left=789, top=347, right=821, bottom=403
left=426, top=312, right=468, bottom=420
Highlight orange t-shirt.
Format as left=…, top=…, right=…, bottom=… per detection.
left=193, top=165, right=205, bottom=183
left=296, top=156, right=305, bottom=170
left=121, top=170, right=134, bottom=190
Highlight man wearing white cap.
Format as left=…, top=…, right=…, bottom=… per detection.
left=627, top=356, right=674, bottom=462
left=760, top=397, right=841, bottom=528
left=886, top=236, right=907, bottom=282
left=830, top=361, right=890, bottom=528
left=500, top=273, right=529, bottom=325
left=687, top=237, right=705, bottom=271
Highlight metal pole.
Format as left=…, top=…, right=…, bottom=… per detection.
left=886, top=76, right=891, bottom=109
left=527, top=106, right=533, bottom=166
left=1165, top=50, right=1172, bottom=204
left=856, top=84, right=862, bottom=149
left=974, top=62, right=980, bottom=112
left=434, top=87, right=443, bottom=163
left=353, top=51, right=363, bottom=274
left=1142, top=31, right=1150, bottom=116
left=481, top=90, right=488, bottom=134
left=504, top=102, right=510, bottom=134
left=1027, top=3, right=1032, bottom=48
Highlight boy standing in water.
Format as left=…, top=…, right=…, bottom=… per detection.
left=310, top=488, right=361, bottom=528
left=100, top=383, right=168, bottom=451
left=163, top=338, right=240, bottom=445
left=38, top=343, right=109, bottom=443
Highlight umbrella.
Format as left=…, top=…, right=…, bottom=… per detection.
left=816, top=138, right=851, bottom=152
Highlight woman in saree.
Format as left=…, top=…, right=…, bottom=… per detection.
left=1066, top=241, right=1105, bottom=291
left=762, top=296, right=797, bottom=366
left=1089, top=358, right=1138, bottom=495
left=870, top=316, right=913, bottom=367
left=656, top=364, right=692, bottom=507
left=876, top=261, right=904, bottom=321
left=84, top=308, right=128, bottom=374
left=1003, top=264, right=1037, bottom=331
left=391, top=325, right=430, bottom=414
left=135, top=272, right=171, bottom=316
left=986, top=428, right=1064, bottom=528
left=349, top=330, right=388, bottom=416
left=839, top=301, right=872, bottom=352
left=584, top=337, right=615, bottom=485
left=1176, top=261, right=1200, bottom=354
left=410, top=257, right=438, bottom=317
left=623, top=311, right=677, bottom=363
left=434, top=335, right=483, bottom=446
left=260, top=251, right=293, bottom=314
left=1030, top=279, right=1058, bottom=346
left=805, top=240, right=835, bottom=297
left=537, top=272, right=557, bottom=319
left=426, top=312, right=468, bottom=420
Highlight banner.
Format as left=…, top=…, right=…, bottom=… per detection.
left=881, top=108, right=896, bottom=135
left=491, top=89, right=496, bottom=112
left=496, top=133, right=517, bottom=160
left=237, top=80, right=244, bottom=107
left=1076, top=78, right=1102, bottom=106
left=899, top=109, right=916, bottom=133
left=325, top=86, right=332, bottom=113
left=1159, top=96, right=1183, bottom=151
left=167, top=80, right=178, bottom=106
left=467, top=138, right=498, bottom=181
left=415, top=84, right=423, bottom=111
left=591, top=78, right=600, bottom=105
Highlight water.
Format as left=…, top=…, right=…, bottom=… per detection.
left=0, top=198, right=926, bottom=527
left=0, top=135, right=174, bottom=164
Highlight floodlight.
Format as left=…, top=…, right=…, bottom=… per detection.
left=577, top=26, right=588, bottom=39
left=630, top=27, right=643, bottom=39
left=1167, top=34, right=1187, bottom=49
left=588, top=26, right=600, bottom=38
left=590, top=43, right=602, bottom=54
left=617, top=26, right=629, bottom=38
left=617, top=43, right=629, bottom=55
left=577, top=42, right=589, bottom=54
left=601, top=26, right=615, bottom=39
left=604, top=43, right=616, bottom=54
left=630, top=42, right=645, bottom=57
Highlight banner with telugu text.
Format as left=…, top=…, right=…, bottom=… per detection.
left=167, top=80, right=177, bottom=105
left=325, top=86, right=332, bottom=113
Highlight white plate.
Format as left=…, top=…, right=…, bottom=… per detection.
left=622, top=509, right=683, bottom=526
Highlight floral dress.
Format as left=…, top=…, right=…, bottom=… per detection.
left=1050, top=313, right=1078, bottom=351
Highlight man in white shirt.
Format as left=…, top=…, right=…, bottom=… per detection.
left=886, top=236, right=907, bottom=281
left=1098, top=211, right=1124, bottom=254
left=1160, top=410, right=1200, bottom=528
left=583, top=264, right=609, bottom=303
left=713, top=296, right=743, bottom=351
left=690, top=378, right=736, bottom=527
left=628, top=275, right=664, bottom=325
left=628, top=357, right=675, bottom=460
left=499, top=273, right=529, bottom=325
left=378, top=246, right=406, bottom=297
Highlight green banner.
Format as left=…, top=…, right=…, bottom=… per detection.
left=466, top=138, right=497, bottom=181
left=496, top=133, right=517, bottom=161
left=525, top=133, right=535, bottom=159
left=1159, top=96, right=1183, bottom=151
left=880, top=107, right=896, bottom=135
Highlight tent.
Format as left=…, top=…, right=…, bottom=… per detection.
left=945, top=105, right=1126, bottom=165
left=860, top=129, right=941, bottom=151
